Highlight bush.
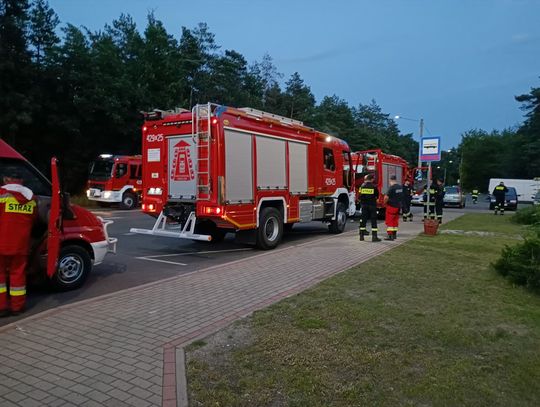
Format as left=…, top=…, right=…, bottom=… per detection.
left=493, top=234, right=540, bottom=291
left=512, top=205, right=540, bottom=225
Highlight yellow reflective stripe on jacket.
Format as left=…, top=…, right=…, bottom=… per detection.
left=360, top=188, right=374, bottom=194
left=9, top=287, right=26, bottom=296
left=0, top=285, right=6, bottom=294
left=495, top=186, right=505, bottom=190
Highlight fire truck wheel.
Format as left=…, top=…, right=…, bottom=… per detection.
left=256, top=207, right=283, bottom=250
left=51, top=245, right=92, bottom=291
left=329, top=202, right=347, bottom=234
left=121, top=192, right=137, bottom=210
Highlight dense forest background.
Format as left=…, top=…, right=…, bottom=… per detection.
left=1, top=0, right=539, bottom=192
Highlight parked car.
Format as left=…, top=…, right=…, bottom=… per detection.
left=489, top=186, right=519, bottom=211
left=411, top=192, right=423, bottom=206
left=443, top=186, right=466, bottom=208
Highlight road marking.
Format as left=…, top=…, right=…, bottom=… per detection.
left=140, top=248, right=253, bottom=259
left=136, top=257, right=188, bottom=266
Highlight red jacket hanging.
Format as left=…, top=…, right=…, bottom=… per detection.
left=0, top=184, right=37, bottom=255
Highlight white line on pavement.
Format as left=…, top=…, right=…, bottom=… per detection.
left=136, top=257, right=188, bottom=266
left=140, top=248, right=253, bottom=259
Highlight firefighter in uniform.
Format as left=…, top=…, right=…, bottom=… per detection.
left=0, top=171, right=37, bottom=316
left=423, top=183, right=436, bottom=221
left=401, top=179, right=413, bottom=222
left=358, top=174, right=381, bottom=242
left=384, top=175, right=403, bottom=240
left=434, top=179, right=446, bottom=224
left=471, top=187, right=479, bottom=204
left=492, top=182, right=508, bottom=215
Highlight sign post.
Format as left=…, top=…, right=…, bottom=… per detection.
left=420, top=137, right=441, bottom=217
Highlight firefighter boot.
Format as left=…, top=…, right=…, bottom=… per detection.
left=384, top=233, right=394, bottom=241
left=359, top=232, right=365, bottom=241
left=494, top=206, right=499, bottom=215
left=394, top=231, right=398, bottom=239
left=372, top=231, right=381, bottom=242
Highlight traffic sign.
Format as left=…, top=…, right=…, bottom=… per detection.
left=420, top=136, right=441, bottom=162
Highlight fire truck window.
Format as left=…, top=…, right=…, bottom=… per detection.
left=0, top=158, right=51, bottom=196
left=129, top=164, right=138, bottom=179
left=323, top=148, right=335, bottom=171
left=115, top=163, right=127, bottom=178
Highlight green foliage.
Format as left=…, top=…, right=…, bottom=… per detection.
left=493, top=234, right=540, bottom=291
left=512, top=205, right=540, bottom=225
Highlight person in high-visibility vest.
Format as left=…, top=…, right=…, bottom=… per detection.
left=471, top=187, right=479, bottom=204
left=423, top=183, right=436, bottom=221
left=0, top=170, right=37, bottom=316
left=384, top=175, right=403, bottom=240
left=401, top=179, right=413, bottom=222
left=358, top=174, right=381, bottom=242
left=492, top=182, right=508, bottom=215
left=434, top=179, right=446, bottom=224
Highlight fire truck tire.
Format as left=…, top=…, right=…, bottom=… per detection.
left=329, top=202, right=347, bottom=234
left=50, top=245, right=92, bottom=291
left=121, top=192, right=137, bottom=210
left=256, top=207, right=283, bottom=250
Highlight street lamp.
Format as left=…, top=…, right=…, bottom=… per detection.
left=393, top=115, right=424, bottom=171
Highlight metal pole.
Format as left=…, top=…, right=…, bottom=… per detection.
left=427, top=161, right=432, bottom=218
left=418, top=118, right=424, bottom=170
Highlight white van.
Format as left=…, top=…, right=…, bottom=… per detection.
left=488, top=178, right=540, bottom=203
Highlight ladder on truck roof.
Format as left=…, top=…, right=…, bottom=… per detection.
left=192, top=103, right=214, bottom=200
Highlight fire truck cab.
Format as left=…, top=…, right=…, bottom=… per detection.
left=86, top=154, right=142, bottom=209
left=351, top=149, right=409, bottom=217
left=131, top=103, right=356, bottom=249
left=0, top=140, right=117, bottom=290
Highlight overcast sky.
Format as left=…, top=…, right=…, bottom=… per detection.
left=48, top=0, right=540, bottom=149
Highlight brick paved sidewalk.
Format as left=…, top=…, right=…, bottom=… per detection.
left=0, top=214, right=460, bottom=407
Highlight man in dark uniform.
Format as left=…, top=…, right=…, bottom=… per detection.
left=471, top=187, right=479, bottom=204
left=402, top=179, right=413, bottom=222
left=423, top=183, right=436, bottom=221
left=384, top=175, right=403, bottom=240
left=434, top=179, right=446, bottom=224
left=492, top=182, right=508, bottom=215
left=358, top=174, right=381, bottom=242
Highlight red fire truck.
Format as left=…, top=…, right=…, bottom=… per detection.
left=130, top=103, right=356, bottom=249
left=351, top=149, right=410, bottom=217
left=86, top=154, right=142, bottom=209
left=0, top=140, right=117, bottom=290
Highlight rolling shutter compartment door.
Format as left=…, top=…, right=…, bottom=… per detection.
left=256, top=136, right=286, bottom=189
left=289, top=142, right=308, bottom=194
left=225, top=130, right=253, bottom=203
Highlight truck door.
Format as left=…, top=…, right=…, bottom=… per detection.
left=168, top=136, right=198, bottom=200
left=47, top=158, right=61, bottom=278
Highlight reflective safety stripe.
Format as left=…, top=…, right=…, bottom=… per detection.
left=359, top=227, right=366, bottom=230
left=9, top=287, right=26, bottom=296
left=372, top=228, right=378, bottom=231
left=360, top=188, right=374, bottom=194
left=0, top=285, right=6, bottom=294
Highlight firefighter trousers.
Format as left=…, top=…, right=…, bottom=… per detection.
left=402, top=200, right=412, bottom=220
left=360, top=205, right=378, bottom=234
left=435, top=201, right=444, bottom=223
left=0, top=255, right=27, bottom=312
left=423, top=202, right=435, bottom=219
left=385, top=205, right=400, bottom=234
left=495, top=198, right=505, bottom=214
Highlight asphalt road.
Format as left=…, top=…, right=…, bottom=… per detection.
left=0, top=193, right=501, bottom=325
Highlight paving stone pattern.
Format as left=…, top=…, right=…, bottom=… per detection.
left=0, top=215, right=459, bottom=406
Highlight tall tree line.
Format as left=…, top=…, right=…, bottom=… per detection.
left=457, top=81, right=540, bottom=191
left=1, top=0, right=417, bottom=192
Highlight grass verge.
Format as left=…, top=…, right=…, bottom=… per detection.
left=186, top=214, right=540, bottom=407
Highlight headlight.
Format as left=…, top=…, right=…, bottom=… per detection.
left=148, top=187, right=163, bottom=195
left=103, top=191, right=112, bottom=199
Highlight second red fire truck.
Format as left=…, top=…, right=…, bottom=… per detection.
left=86, top=154, right=142, bottom=209
left=351, top=149, right=410, bottom=217
left=130, top=103, right=357, bottom=249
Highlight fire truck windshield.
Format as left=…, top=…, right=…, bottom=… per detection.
left=89, top=160, right=113, bottom=181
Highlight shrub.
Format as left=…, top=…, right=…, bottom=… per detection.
left=512, top=205, right=540, bottom=225
left=493, top=235, right=540, bottom=291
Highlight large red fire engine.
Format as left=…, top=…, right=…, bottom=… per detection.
left=86, top=154, right=142, bottom=209
left=0, top=140, right=117, bottom=290
left=351, top=149, right=410, bottom=217
left=130, top=103, right=356, bottom=249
